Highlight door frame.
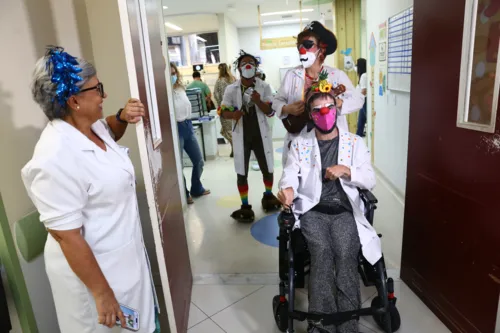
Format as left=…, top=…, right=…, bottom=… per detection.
left=116, top=0, right=178, bottom=332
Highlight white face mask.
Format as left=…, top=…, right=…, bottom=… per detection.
left=241, top=64, right=256, bottom=79
left=300, top=50, right=319, bottom=69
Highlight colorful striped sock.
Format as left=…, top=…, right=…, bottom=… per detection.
left=264, top=178, right=273, bottom=195
left=238, top=184, right=249, bottom=205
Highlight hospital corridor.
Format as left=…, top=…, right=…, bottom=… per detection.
left=0, top=0, right=499, bottom=333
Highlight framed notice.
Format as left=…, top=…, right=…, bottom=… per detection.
left=457, top=0, right=499, bottom=133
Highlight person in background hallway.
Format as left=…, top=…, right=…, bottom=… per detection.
left=355, top=58, right=367, bottom=137
left=214, top=63, right=235, bottom=157
left=220, top=50, right=281, bottom=222
left=171, top=62, right=210, bottom=204
left=273, top=21, right=364, bottom=166
left=187, top=71, right=213, bottom=112
left=278, top=84, right=381, bottom=333
left=22, top=46, right=157, bottom=333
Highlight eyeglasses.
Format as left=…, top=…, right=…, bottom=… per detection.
left=79, top=82, right=105, bottom=98
left=299, top=40, right=316, bottom=50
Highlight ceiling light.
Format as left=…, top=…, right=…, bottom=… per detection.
left=196, top=36, right=207, bottom=42
left=163, top=6, right=168, bottom=9
left=261, top=9, right=313, bottom=17
left=164, top=22, right=182, bottom=31
left=263, top=18, right=309, bottom=25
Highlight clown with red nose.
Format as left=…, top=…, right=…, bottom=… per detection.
left=272, top=21, right=365, bottom=169
left=219, top=50, right=281, bottom=223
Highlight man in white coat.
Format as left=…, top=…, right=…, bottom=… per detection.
left=220, top=51, right=281, bottom=222
left=278, top=85, right=381, bottom=333
left=273, top=21, right=364, bottom=166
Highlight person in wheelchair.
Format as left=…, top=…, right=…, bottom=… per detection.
left=277, top=82, right=382, bottom=333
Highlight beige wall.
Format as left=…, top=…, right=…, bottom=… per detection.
left=0, top=0, right=76, bottom=331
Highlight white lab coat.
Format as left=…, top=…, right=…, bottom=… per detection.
left=273, top=65, right=364, bottom=166
left=21, top=119, right=155, bottom=333
left=221, top=78, right=275, bottom=175
left=279, top=127, right=382, bottom=265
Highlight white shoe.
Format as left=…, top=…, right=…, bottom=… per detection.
left=251, top=163, right=260, bottom=171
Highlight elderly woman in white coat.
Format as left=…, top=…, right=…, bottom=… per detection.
left=22, top=46, right=157, bottom=333
left=273, top=21, right=364, bottom=166
left=278, top=86, right=381, bottom=333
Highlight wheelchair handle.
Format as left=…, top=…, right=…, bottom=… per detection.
left=278, top=206, right=296, bottom=230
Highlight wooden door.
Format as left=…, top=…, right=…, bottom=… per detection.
left=402, top=0, right=500, bottom=332
left=118, top=0, right=192, bottom=332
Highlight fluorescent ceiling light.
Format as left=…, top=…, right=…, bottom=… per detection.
left=163, top=6, right=168, bottom=9
left=164, top=22, right=182, bottom=31
left=261, top=9, right=313, bottom=17
left=263, top=18, right=309, bottom=25
left=196, top=36, right=207, bottom=42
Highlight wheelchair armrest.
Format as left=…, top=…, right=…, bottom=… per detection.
left=358, top=189, right=378, bottom=205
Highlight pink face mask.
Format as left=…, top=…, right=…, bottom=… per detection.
left=311, top=104, right=337, bottom=133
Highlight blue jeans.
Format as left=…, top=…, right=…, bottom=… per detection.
left=177, top=120, right=206, bottom=197
left=356, top=98, right=367, bottom=137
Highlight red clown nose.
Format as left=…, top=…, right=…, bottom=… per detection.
left=299, top=48, right=307, bottom=55
left=320, top=107, right=330, bottom=115
left=245, top=64, right=252, bottom=69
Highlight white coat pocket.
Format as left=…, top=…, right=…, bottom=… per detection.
left=94, top=238, right=141, bottom=299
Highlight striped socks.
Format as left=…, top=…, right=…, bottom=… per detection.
left=264, top=178, right=273, bottom=195
left=238, top=184, right=249, bottom=205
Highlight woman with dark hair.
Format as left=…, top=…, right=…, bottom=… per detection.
left=214, top=63, right=235, bottom=157
left=22, top=46, right=157, bottom=332
left=170, top=62, right=210, bottom=204
left=273, top=21, right=364, bottom=166
left=356, top=58, right=368, bottom=137
left=278, top=76, right=381, bottom=333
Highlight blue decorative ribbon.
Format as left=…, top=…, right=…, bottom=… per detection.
left=45, top=46, right=83, bottom=110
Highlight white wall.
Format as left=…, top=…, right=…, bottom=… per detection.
left=217, top=13, right=240, bottom=64
left=366, top=0, right=413, bottom=196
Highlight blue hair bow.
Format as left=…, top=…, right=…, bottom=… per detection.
left=45, top=46, right=83, bottom=109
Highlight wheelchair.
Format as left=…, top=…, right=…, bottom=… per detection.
left=272, top=189, right=401, bottom=333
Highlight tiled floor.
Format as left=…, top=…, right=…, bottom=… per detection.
left=183, top=142, right=450, bottom=333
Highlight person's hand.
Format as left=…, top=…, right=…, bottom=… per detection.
left=94, top=288, right=125, bottom=328
left=277, top=188, right=294, bottom=207
left=251, top=90, right=261, bottom=103
left=325, top=165, right=351, bottom=180
left=335, top=98, right=343, bottom=109
left=232, top=110, right=243, bottom=121
left=283, top=101, right=305, bottom=116
left=121, top=98, right=146, bottom=124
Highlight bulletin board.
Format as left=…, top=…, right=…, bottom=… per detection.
left=387, top=7, right=413, bottom=92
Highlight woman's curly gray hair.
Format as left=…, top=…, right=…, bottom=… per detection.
left=31, top=56, right=96, bottom=120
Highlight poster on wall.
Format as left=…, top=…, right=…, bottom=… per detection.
left=379, top=21, right=387, bottom=62
left=379, top=42, right=387, bottom=62
left=379, top=64, right=387, bottom=96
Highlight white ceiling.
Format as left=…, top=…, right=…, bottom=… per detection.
left=161, top=0, right=334, bottom=33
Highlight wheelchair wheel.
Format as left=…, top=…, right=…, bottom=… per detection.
left=272, top=295, right=289, bottom=332
left=371, top=296, right=401, bottom=332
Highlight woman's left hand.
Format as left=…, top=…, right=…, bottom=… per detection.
left=335, top=98, right=343, bottom=109
left=325, top=165, right=351, bottom=180
left=120, top=98, right=146, bottom=124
